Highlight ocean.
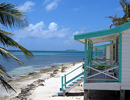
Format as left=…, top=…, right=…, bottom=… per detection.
left=0, top=50, right=85, bottom=77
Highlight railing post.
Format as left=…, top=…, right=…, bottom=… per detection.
left=65, top=74, right=66, bottom=88
left=61, top=76, right=63, bottom=90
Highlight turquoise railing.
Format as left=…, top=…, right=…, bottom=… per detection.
left=61, top=64, right=84, bottom=90
left=85, top=64, right=119, bottom=82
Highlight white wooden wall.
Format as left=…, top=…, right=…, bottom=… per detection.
left=106, top=46, right=110, bottom=60
left=110, top=44, right=113, bottom=64
left=121, top=29, right=130, bottom=90
left=106, top=45, right=113, bottom=64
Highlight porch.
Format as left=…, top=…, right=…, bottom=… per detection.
left=84, top=66, right=120, bottom=90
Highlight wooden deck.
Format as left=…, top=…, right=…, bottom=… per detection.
left=84, top=70, right=120, bottom=90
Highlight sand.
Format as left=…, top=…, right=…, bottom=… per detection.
left=28, top=62, right=84, bottom=100
left=0, top=62, right=84, bottom=100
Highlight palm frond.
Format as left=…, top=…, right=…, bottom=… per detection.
left=0, top=47, right=24, bottom=64
left=0, top=75, right=16, bottom=93
left=0, top=64, right=11, bottom=78
left=0, top=29, right=13, bottom=35
left=0, top=3, right=28, bottom=28
left=0, top=31, right=33, bottom=58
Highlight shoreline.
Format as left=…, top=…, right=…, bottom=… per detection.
left=0, top=62, right=84, bottom=100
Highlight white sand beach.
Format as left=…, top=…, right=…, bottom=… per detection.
left=28, top=62, right=84, bottom=100
left=0, top=62, right=84, bottom=100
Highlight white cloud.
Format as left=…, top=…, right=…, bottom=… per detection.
left=45, top=0, right=59, bottom=11
left=115, top=7, right=122, bottom=11
left=18, top=1, right=35, bottom=12
left=73, top=31, right=79, bottom=35
left=48, top=22, right=58, bottom=30
left=14, top=21, right=69, bottom=39
left=43, top=0, right=51, bottom=5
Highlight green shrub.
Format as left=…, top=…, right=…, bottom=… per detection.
left=93, top=66, right=105, bottom=70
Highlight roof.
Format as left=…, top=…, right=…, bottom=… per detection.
left=74, top=22, right=130, bottom=44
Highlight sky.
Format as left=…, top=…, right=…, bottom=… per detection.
left=1, top=0, right=128, bottom=50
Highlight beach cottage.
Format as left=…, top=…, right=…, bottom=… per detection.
left=58, top=22, right=130, bottom=100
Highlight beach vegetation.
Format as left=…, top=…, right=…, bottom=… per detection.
left=53, top=69, right=59, bottom=74
left=73, top=62, right=76, bottom=66
left=106, top=0, right=130, bottom=28
left=93, top=66, right=105, bottom=70
left=0, top=2, right=33, bottom=92
left=61, top=66, right=65, bottom=72
left=82, top=64, right=84, bottom=69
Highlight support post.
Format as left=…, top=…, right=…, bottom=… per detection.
left=84, top=39, right=87, bottom=83
left=119, top=32, right=122, bottom=83
left=120, top=90, right=125, bottom=100
left=105, top=47, right=106, bottom=61
left=88, top=41, right=90, bottom=73
left=84, top=90, right=90, bottom=100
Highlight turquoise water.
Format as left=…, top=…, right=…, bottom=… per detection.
left=0, top=50, right=103, bottom=77
left=0, top=50, right=85, bottom=76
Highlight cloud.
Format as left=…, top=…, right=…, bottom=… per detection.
left=48, top=22, right=58, bottom=30
left=115, top=7, right=122, bottom=11
left=43, top=0, right=51, bottom=5
left=14, top=21, right=70, bottom=39
left=73, top=31, right=79, bottom=35
left=45, top=0, right=59, bottom=11
left=18, top=1, right=35, bottom=12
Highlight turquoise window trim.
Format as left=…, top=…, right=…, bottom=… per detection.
left=119, top=33, right=122, bottom=83
left=84, top=39, right=87, bottom=83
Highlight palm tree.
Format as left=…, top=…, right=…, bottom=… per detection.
left=106, top=15, right=127, bottom=28
left=0, top=3, right=33, bottom=92
left=106, top=0, right=130, bottom=28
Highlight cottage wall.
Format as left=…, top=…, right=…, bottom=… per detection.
left=106, top=46, right=110, bottom=60
left=121, top=29, right=130, bottom=89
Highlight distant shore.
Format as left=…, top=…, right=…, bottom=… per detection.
left=0, top=62, right=84, bottom=100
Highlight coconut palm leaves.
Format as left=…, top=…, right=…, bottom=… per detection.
left=106, top=0, right=130, bottom=28
left=120, top=0, right=130, bottom=18
left=0, top=2, right=33, bottom=92
left=106, top=15, right=127, bottom=28
left=0, top=3, right=27, bottom=28
left=0, top=64, right=16, bottom=93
